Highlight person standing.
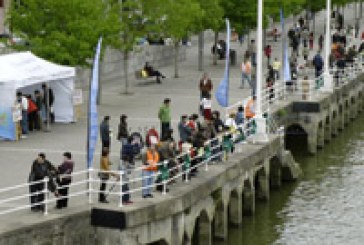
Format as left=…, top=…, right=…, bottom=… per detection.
left=245, top=96, right=256, bottom=120
left=318, top=35, right=324, bottom=51
left=313, top=51, right=324, bottom=78
left=309, top=32, right=314, bottom=50
left=178, top=115, right=192, bottom=144
left=56, top=152, right=74, bottom=209
left=99, top=149, right=119, bottom=203
left=42, top=83, right=55, bottom=123
left=264, top=45, right=272, bottom=66
left=272, top=58, right=281, bottom=80
left=142, top=144, right=159, bottom=198
left=117, top=114, right=128, bottom=148
left=200, top=94, right=212, bottom=121
left=241, top=56, right=252, bottom=89
left=29, top=153, right=57, bottom=212
left=302, top=44, right=309, bottom=62
left=248, top=40, right=257, bottom=66
left=100, top=116, right=111, bottom=150
left=26, top=95, right=38, bottom=132
left=199, top=73, right=213, bottom=99
left=235, top=106, right=244, bottom=126
left=16, top=92, right=28, bottom=138
left=34, top=90, right=43, bottom=130
left=158, top=98, right=171, bottom=141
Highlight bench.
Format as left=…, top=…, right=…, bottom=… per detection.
left=135, top=69, right=155, bottom=80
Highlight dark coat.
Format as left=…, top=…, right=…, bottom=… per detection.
left=117, top=121, right=128, bottom=140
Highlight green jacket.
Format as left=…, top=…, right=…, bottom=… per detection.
left=158, top=105, right=171, bottom=123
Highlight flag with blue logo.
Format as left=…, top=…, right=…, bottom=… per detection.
left=215, top=19, right=231, bottom=107
left=280, top=9, right=291, bottom=82
left=87, top=37, right=102, bottom=169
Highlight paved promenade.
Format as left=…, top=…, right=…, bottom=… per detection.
left=0, top=4, right=362, bottom=204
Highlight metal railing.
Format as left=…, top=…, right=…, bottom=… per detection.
left=0, top=115, right=281, bottom=216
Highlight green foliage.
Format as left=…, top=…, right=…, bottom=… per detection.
left=221, top=0, right=257, bottom=33
left=161, top=0, right=203, bottom=42
left=195, top=0, right=224, bottom=32
left=9, top=0, right=112, bottom=66
left=106, top=0, right=167, bottom=52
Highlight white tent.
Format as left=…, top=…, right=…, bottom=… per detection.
left=0, top=52, right=76, bottom=140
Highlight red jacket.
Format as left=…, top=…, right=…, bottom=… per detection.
left=27, top=99, right=38, bottom=113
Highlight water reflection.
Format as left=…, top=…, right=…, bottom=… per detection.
left=225, top=115, right=364, bottom=245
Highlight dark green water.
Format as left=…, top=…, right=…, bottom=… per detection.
left=222, top=114, right=364, bottom=245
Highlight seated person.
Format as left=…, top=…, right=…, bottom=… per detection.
left=144, top=62, right=166, bottom=83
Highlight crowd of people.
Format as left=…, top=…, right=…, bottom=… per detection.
left=15, top=83, right=54, bottom=139
left=96, top=72, right=259, bottom=205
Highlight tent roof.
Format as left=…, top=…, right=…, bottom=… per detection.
left=0, top=51, right=75, bottom=88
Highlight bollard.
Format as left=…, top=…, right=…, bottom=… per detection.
left=119, top=170, right=123, bottom=208
left=43, top=177, right=49, bottom=216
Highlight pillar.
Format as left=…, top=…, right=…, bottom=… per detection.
left=243, top=184, right=255, bottom=215
left=270, top=157, right=282, bottom=189
left=171, top=214, right=184, bottom=245
left=344, top=100, right=350, bottom=125
left=338, top=104, right=345, bottom=131
left=228, top=190, right=243, bottom=225
left=331, top=110, right=338, bottom=137
left=256, top=169, right=269, bottom=201
left=324, top=116, right=331, bottom=143
left=307, top=126, right=318, bottom=155
left=317, top=121, right=325, bottom=149
left=198, top=212, right=212, bottom=245
left=213, top=201, right=228, bottom=240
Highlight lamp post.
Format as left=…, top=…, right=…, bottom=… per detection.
left=322, top=0, right=333, bottom=92
left=252, top=0, right=268, bottom=143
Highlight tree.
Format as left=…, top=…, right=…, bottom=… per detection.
left=9, top=0, right=112, bottom=66
left=162, top=0, right=203, bottom=77
left=194, top=0, right=224, bottom=70
left=106, top=0, right=172, bottom=94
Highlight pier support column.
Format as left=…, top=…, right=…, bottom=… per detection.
left=213, top=201, right=228, bottom=240
left=198, top=212, right=212, bottom=245
left=270, top=157, right=282, bottom=189
left=307, top=125, right=318, bottom=154
left=243, top=179, right=255, bottom=215
left=331, top=110, right=338, bottom=137
left=228, top=187, right=243, bottom=226
left=256, top=160, right=270, bottom=201
left=338, top=104, right=344, bottom=131
left=317, top=121, right=325, bottom=149
left=324, top=116, right=331, bottom=143
left=344, top=100, right=350, bottom=125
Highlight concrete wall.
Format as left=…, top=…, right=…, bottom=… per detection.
left=0, top=135, right=300, bottom=245
left=75, top=45, right=187, bottom=89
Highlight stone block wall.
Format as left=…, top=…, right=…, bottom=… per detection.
left=75, top=45, right=187, bottom=89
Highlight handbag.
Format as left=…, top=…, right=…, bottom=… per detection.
left=98, top=172, right=110, bottom=180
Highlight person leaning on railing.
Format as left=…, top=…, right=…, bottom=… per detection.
left=142, top=143, right=159, bottom=198
left=28, top=153, right=57, bottom=212
left=55, top=152, right=74, bottom=209
left=98, top=149, right=119, bottom=204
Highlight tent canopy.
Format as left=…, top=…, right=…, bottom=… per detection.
left=0, top=51, right=75, bottom=87
left=0, top=52, right=76, bottom=141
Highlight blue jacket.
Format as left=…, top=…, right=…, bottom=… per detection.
left=178, top=121, right=191, bottom=142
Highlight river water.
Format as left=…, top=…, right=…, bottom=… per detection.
left=222, top=114, right=364, bottom=245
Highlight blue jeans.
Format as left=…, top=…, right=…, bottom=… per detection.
left=142, top=170, right=154, bottom=196
left=21, top=110, right=28, bottom=135
left=241, top=73, right=251, bottom=88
